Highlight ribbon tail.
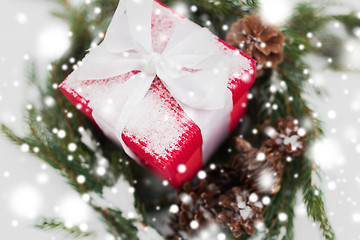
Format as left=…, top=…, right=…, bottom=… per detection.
left=126, top=0, right=154, bottom=54
left=115, top=73, right=156, bottom=159
left=102, top=0, right=136, bottom=53
left=78, top=49, right=145, bottom=80
left=96, top=0, right=154, bottom=54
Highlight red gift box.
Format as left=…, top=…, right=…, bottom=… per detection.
left=60, top=0, right=256, bottom=188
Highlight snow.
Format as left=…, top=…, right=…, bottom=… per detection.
left=249, top=193, right=259, bottom=202
left=190, top=220, right=200, bottom=229
left=311, top=138, right=346, bottom=170
left=258, top=170, right=275, bottom=192
left=20, top=143, right=30, bottom=152
left=76, top=175, right=86, bottom=184
left=37, top=26, right=70, bottom=59
left=240, top=205, right=252, bottom=220
left=197, top=170, right=207, bottom=179
left=90, top=176, right=138, bottom=219
left=327, top=181, right=336, bottom=190
left=135, top=222, right=163, bottom=240
left=278, top=212, right=288, bottom=222
left=9, top=184, right=43, bottom=219
left=277, top=226, right=287, bottom=240
left=57, top=195, right=91, bottom=224
left=79, top=127, right=98, bottom=151
left=183, top=223, right=221, bottom=240
left=262, top=196, right=271, bottom=205
left=353, top=213, right=360, bottom=223
left=67, top=142, right=77, bottom=152
left=237, top=199, right=246, bottom=209
left=282, top=134, right=303, bottom=151
left=169, top=204, right=179, bottom=214
left=256, top=152, right=266, bottom=161
left=125, top=91, right=186, bottom=158
left=254, top=202, right=263, bottom=208
left=57, top=129, right=66, bottom=138
left=327, top=110, right=337, bottom=119
left=87, top=175, right=164, bottom=239
left=259, top=0, right=292, bottom=25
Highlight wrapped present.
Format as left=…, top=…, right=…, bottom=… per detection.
left=59, top=0, right=256, bottom=188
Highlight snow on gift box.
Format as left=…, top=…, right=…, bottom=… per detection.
left=59, top=0, right=256, bottom=188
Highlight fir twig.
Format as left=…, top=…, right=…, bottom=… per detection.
left=301, top=159, right=336, bottom=240
left=35, top=217, right=92, bottom=239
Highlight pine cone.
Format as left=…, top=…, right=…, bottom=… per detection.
left=174, top=180, right=216, bottom=234
left=170, top=165, right=263, bottom=239
left=171, top=165, right=239, bottom=225
left=215, top=187, right=263, bottom=238
left=226, top=14, right=285, bottom=77
left=265, top=118, right=308, bottom=157
left=232, top=137, right=284, bottom=195
left=171, top=118, right=308, bottom=238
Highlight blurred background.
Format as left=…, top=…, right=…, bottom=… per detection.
left=0, top=0, right=360, bottom=239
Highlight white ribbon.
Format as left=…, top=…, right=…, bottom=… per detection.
left=77, top=0, right=230, bottom=158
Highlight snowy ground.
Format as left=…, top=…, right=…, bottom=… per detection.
left=0, top=0, right=360, bottom=239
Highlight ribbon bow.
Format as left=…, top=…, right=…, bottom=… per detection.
left=77, top=0, right=230, bottom=156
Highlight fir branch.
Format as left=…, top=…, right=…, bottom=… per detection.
left=301, top=158, right=336, bottom=240
left=2, top=36, right=151, bottom=240
left=333, top=12, right=360, bottom=36
left=49, top=0, right=75, bottom=22
left=50, top=63, right=76, bottom=140
left=262, top=159, right=299, bottom=240
left=51, top=11, right=71, bottom=21
left=286, top=4, right=328, bottom=37
left=91, top=206, right=139, bottom=240
left=35, top=217, right=92, bottom=239
left=0, top=124, right=26, bottom=146
left=50, top=0, right=73, bottom=11
left=2, top=92, right=146, bottom=239
left=24, top=108, right=87, bottom=192
left=26, top=61, right=40, bottom=87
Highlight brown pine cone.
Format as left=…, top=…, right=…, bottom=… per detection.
left=215, top=187, right=263, bottom=238
left=170, top=119, right=308, bottom=239
left=226, top=14, right=285, bottom=77
left=170, top=168, right=229, bottom=239
left=265, top=118, right=308, bottom=157
left=170, top=165, right=261, bottom=239
left=232, top=137, right=284, bottom=195
left=174, top=180, right=215, bottom=234
left=171, top=179, right=264, bottom=239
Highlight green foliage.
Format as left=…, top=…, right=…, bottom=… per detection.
left=301, top=160, right=336, bottom=240
left=287, top=4, right=328, bottom=37
left=1, top=0, right=146, bottom=237
left=334, top=12, right=360, bottom=36
left=35, top=217, right=92, bottom=239
left=92, top=206, right=139, bottom=239
left=2, top=0, right=360, bottom=239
